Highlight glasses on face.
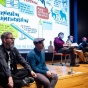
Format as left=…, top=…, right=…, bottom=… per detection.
left=6, top=38, right=15, bottom=40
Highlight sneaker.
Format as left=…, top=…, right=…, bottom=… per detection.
left=22, top=79, right=29, bottom=86
left=24, top=77, right=34, bottom=83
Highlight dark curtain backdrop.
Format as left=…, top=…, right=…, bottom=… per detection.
left=70, top=0, right=74, bottom=39
left=70, top=0, right=88, bottom=44
left=77, top=0, right=88, bottom=43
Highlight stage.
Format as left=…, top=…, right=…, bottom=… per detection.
left=48, top=64, right=88, bottom=88
left=22, top=62, right=88, bottom=88
left=0, top=62, right=88, bottom=88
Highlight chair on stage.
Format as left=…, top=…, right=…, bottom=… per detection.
left=52, top=50, right=70, bottom=66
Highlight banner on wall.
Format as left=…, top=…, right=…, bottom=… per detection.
left=0, top=0, right=70, bottom=49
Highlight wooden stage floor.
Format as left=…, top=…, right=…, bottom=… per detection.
left=1, top=62, right=88, bottom=88
left=22, top=61, right=88, bottom=88
left=47, top=63, right=88, bottom=88
left=23, top=62, right=88, bottom=88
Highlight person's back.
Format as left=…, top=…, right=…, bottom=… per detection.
left=48, top=41, right=53, bottom=52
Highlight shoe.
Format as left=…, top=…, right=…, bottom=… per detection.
left=83, top=62, right=88, bottom=64
left=22, top=79, right=29, bottom=86
left=70, top=63, right=75, bottom=66
left=24, top=77, right=34, bottom=83
left=78, top=61, right=83, bottom=64
left=70, top=64, right=80, bottom=67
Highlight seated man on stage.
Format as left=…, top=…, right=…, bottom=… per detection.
left=66, top=35, right=88, bottom=64
left=78, top=37, right=88, bottom=53
left=54, top=32, right=75, bottom=66
left=26, top=38, right=58, bottom=88
left=0, top=32, right=37, bottom=88
left=66, top=35, right=74, bottom=45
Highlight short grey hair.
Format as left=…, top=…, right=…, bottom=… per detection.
left=1, top=32, right=12, bottom=43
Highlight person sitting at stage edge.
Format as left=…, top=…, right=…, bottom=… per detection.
left=66, top=35, right=88, bottom=64
left=26, top=38, right=58, bottom=88
left=54, top=32, right=75, bottom=66
left=0, top=32, right=37, bottom=88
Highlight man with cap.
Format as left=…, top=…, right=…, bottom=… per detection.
left=26, top=38, right=58, bottom=88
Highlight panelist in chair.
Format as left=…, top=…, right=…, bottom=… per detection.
left=54, top=32, right=75, bottom=66
left=66, top=35, right=74, bottom=46
left=66, top=35, right=88, bottom=64
left=26, top=38, right=58, bottom=88
left=0, top=32, right=37, bottom=88
left=78, top=37, right=88, bottom=53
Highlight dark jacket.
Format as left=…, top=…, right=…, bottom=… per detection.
left=0, top=44, right=32, bottom=77
left=78, top=41, right=87, bottom=49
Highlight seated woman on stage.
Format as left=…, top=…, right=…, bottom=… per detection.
left=54, top=32, right=75, bottom=66
left=66, top=35, right=88, bottom=64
